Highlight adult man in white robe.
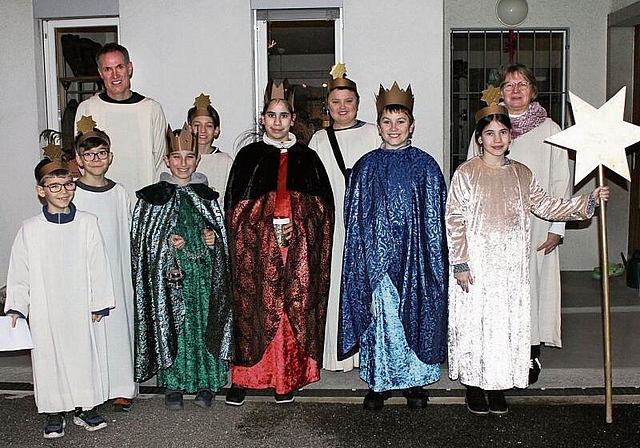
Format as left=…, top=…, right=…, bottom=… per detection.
left=75, top=43, right=167, bottom=199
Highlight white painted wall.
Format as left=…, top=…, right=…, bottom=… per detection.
left=0, top=0, right=42, bottom=284
left=118, top=0, right=445, bottom=164
left=445, top=0, right=626, bottom=271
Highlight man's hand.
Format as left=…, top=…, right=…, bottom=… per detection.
left=537, top=232, right=562, bottom=255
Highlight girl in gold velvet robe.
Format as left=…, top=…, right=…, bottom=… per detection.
left=445, top=104, right=609, bottom=415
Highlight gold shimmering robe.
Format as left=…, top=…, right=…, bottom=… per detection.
left=445, top=156, right=594, bottom=390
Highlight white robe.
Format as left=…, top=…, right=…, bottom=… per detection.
left=74, top=182, right=137, bottom=399
left=197, top=149, right=234, bottom=211
left=467, top=118, right=571, bottom=347
left=308, top=122, right=380, bottom=371
left=5, top=211, right=115, bottom=413
left=75, top=94, right=167, bottom=200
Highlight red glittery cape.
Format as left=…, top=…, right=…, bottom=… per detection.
left=225, top=141, right=334, bottom=367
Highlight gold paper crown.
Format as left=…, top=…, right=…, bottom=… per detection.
left=76, top=115, right=111, bottom=149
left=474, top=86, right=508, bottom=122
left=329, top=63, right=357, bottom=92
left=36, top=143, right=69, bottom=182
left=166, top=123, right=197, bottom=155
left=376, top=82, right=414, bottom=115
left=264, top=78, right=295, bottom=109
left=192, top=93, right=213, bottom=118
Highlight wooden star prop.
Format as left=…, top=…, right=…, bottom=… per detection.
left=481, top=86, right=502, bottom=106
left=330, top=63, right=347, bottom=80
left=193, top=93, right=211, bottom=110
left=545, top=87, right=640, bottom=183
left=43, top=143, right=64, bottom=161
left=77, top=115, right=96, bottom=134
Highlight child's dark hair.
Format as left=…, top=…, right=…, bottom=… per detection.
left=376, top=104, right=414, bottom=125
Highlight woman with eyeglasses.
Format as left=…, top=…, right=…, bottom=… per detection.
left=469, top=64, right=571, bottom=386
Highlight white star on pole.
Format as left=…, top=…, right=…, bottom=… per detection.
left=545, top=87, right=640, bottom=184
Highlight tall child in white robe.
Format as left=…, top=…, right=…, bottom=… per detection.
left=5, top=157, right=115, bottom=438
left=73, top=116, right=137, bottom=412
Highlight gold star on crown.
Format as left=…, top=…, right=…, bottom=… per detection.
left=328, top=62, right=357, bottom=92
left=43, top=143, right=64, bottom=162
left=75, top=115, right=110, bottom=149
left=475, top=86, right=508, bottom=122
left=194, top=93, right=211, bottom=110
left=330, top=63, right=347, bottom=80
left=77, top=115, right=97, bottom=135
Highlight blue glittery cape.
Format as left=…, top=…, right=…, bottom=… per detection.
left=338, top=146, right=448, bottom=365
left=131, top=181, right=234, bottom=382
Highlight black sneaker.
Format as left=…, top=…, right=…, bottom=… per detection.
left=274, top=391, right=295, bottom=404
left=363, top=389, right=392, bottom=411
left=465, top=386, right=489, bottom=415
left=402, top=386, right=429, bottom=409
left=43, top=413, right=65, bottom=438
left=194, top=389, right=214, bottom=409
left=73, top=407, right=107, bottom=431
left=487, top=390, right=509, bottom=415
left=164, top=390, right=184, bottom=411
left=225, top=384, right=246, bottom=406
left=529, top=357, right=542, bottom=385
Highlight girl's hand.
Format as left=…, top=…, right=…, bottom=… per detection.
left=203, top=228, right=216, bottom=247
left=170, top=234, right=185, bottom=250
left=592, top=186, right=610, bottom=202
left=454, top=270, right=473, bottom=293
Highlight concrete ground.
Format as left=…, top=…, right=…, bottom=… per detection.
left=1, top=271, right=639, bottom=446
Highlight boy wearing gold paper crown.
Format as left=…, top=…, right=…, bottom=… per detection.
left=131, top=124, right=233, bottom=410
left=187, top=93, right=234, bottom=204
left=73, top=115, right=137, bottom=412
left=5, top=150, right=114, bottom=438
left=339, top=82, right=448, bottom=411
left=308, top=63, right=380, bottom=372
left=446, top=94, right=609, bottom=415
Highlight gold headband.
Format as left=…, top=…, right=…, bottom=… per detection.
left=329, top=63, right=357, bottom=92
left=474, top=86, right=507, bottom=122
left=192, top=93, right=213, bottom=119
left=76, top=115, right=111, bottom=148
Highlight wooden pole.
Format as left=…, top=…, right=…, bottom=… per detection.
left=597, top=164, right=613, bottom=423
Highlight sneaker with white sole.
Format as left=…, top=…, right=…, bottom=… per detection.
left=225, top=384, right=246, bottom=406
left=43, top=413, right=65, bottom=438
left=73, top=407, right=107, bottom=432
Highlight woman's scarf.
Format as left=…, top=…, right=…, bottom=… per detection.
left=509, top=101, right=548, bottom=139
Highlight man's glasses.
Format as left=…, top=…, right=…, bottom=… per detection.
left=501, top=81, right=531, bottom=92
left=42, top=182, right=76, bottom=193
left=80, top=150, right=110, bottom=161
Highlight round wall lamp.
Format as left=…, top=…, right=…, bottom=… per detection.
left=496, top=0, right=529, bottom=26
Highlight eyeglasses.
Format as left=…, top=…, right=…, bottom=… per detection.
left=42, top=182, right=76, bottom=193
left=501, top=81, right=531, bottom=92
left=80, top=150, right=110, bottom=161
